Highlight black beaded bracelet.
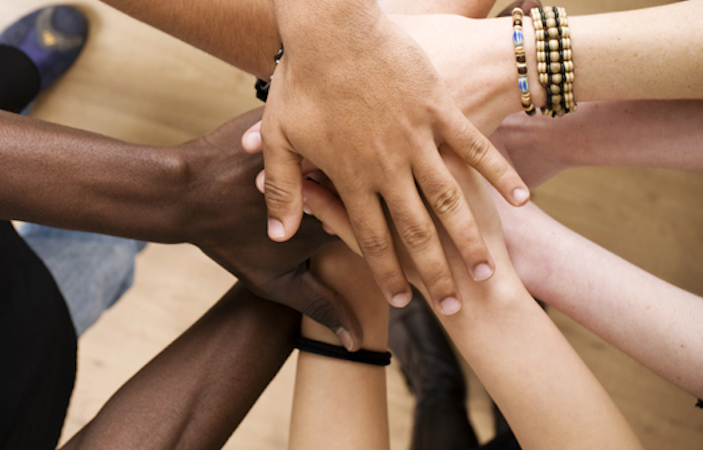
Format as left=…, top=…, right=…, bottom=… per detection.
left=294, top=335, right=392, bottom=366
left=254, top=45, right=284, bottom=102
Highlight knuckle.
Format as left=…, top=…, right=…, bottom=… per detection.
left=302, top=296, right=339, bottom=329
left=401, top=222, right=435, bottom=250
left=465, top=136, right=493, bottom=165
left=433, top=186, right=463, bottom=216
left=357, top=232, right=393, bottom=257
left=264, top=178, right=297, bottom=209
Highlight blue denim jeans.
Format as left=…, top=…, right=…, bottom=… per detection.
left=19, top=223, right=146, bottom=336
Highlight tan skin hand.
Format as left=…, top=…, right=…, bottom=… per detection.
left=249, top=6, right=529, bottom=315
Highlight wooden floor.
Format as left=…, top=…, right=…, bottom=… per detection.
left=3, top=0, right=702, bottom=448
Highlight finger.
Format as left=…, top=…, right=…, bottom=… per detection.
left=383, top=180, right=462, bottom=316
left=302, top=180, right=359, bottom=255
left=287, top=270, right=364, bottom=352
left=342, top=191, right=413, bottom=309
left=414, top=151, right=495, bottom=282
left=439, top=111, right=530, bottom=207
left=256, top=169, right=265, bottom=194
left=241, top=120, right=263, bottom=154
left=261, top=126, right=304, bottom=242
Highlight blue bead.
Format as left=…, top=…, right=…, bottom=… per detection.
left=513, top=30, right=524, bottom=47
left=518, top=76, right=529, bottom=93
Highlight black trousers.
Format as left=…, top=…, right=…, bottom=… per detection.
left=0, top=46, right=77, bottom=449
left=0, top=45, right=40, bottom=113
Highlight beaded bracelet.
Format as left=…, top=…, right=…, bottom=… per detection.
left=294, top=335, right=392, bottom=366
left=512, top=7, right=536, bottom=116
left=254, top=45, right=284, bottom=102
left=531, top=6, right=577, bottom=116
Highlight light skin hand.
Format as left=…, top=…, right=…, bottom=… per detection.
left=302, top=149, right=642, bottom=449
left=256, top=0, right=529, bottom=313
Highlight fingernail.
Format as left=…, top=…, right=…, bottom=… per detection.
left=303, top=205, right=312, bottom=215
left=440, top=297, right=462, bottom=315
left=268, top=219, right=286, bottom=240
left=256, top=171, right=265, bottom=193
left=390, top=292, right=411, bottom=308
left=322, top=224, right=337, bottom=235
left=512, top=187, right=530, bottom=204
left=242, top=131, right=262, bottom=151
left=336, top=328, right=355, bottom=352
left=473, top=263, right=494, bottom=281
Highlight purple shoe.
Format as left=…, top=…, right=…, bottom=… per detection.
left=0, top=5, right=88, bottom=92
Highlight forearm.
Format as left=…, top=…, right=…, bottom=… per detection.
left=62, top=284, right=299, bottom=449
left=302, top=154, right=641, bottom=448
left=393, top=2, right=703, bottom=136
left=99, top=0, right=495, bottom=81
left=99, top=0, right=280, bottom=79
left=567, top=2, right=703, bottom=103
left=526, top=2, right=703, bottom=107
left=413, top=157, right=641, bottom=449
left=289, top=244, right=390, bottom=450
left=502, top=200, right=703, bottom=399
left=501, top=100, right=703, bottom=181
left=0, top=111, right=188, bottom=241
left=380, top=0, right=496, bottom=16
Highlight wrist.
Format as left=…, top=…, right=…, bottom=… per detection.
left=170, top=145, right=229, bottom=245
left=448, top=16, right=534, bottom=134
left=273, top=0, right=383, bottom=51
left=520, top=14, right=547, bottom=111
left=147, top=147, right=197, bottom=243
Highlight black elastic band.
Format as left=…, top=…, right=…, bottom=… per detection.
left=294, top=335, right=391, bottom=366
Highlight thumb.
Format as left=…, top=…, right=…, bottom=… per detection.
left=286, top=269, right=364, bottom=352
left=261, top=126, right=304, bottom=242
left=241, top=120, right=263, bottom=153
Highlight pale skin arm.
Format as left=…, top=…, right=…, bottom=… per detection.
left=493, top=196, right=703, bottom=400
left=289, top=246, right=391, bottom=450
left=387, top=1, right=703, bottom=136
left=395, top=5, right=703, bottom=398
left=492, top=100, right=703, bottom=187
left=484, top=99, right=703, bottom=398
left=302, top=151, right=642, bottom=449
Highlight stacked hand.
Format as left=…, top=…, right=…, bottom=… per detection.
left=178, top=108, right=362, bottom=350
left=246, top=1, right=530, bottom=316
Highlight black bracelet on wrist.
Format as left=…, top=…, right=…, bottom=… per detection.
left=294, top=335, right=392, bottom=367
left=255, top=45, right=284, bottom=102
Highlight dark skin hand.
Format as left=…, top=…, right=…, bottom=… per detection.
left=0, top=107, right=361, bottom=349
left=182, top=108, right=362, bottom=350
left=61, top=284, right=300, bottom=449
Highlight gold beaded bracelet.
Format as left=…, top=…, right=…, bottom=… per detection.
left=512, top=7, right=536, bottom=116
left=531, top=6, right=577, bottom=116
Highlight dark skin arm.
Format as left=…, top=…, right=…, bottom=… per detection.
left=60, top=284, right=300, bottom=449
left=0, top=108, right=361, bottom=349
